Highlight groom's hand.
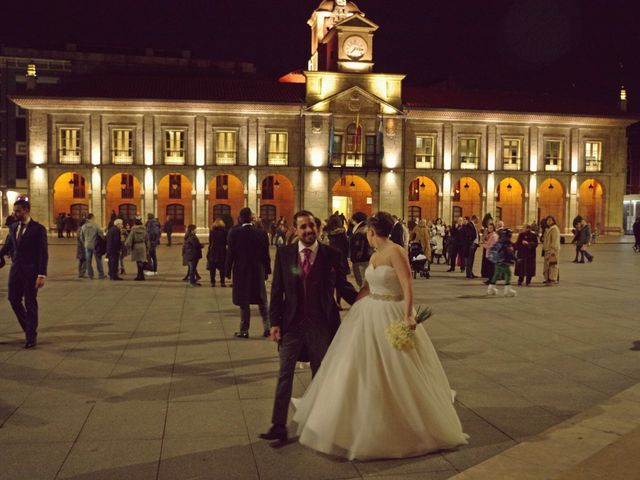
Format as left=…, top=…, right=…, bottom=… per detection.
left=270, top=326, right=281, bottom=343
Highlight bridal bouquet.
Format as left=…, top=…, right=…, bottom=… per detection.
left=384, top=306, right=432, bottom=351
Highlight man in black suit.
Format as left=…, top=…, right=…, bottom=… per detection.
left=260, top=210, right=358, bottom=443
left=464, top=215, right=480, bottom=278
left=0, top=199, right=48, bottom=348
left=226, top=208, right=271, bottom=338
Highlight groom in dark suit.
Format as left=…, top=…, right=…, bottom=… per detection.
left=260, top=210, right=358, bottom=443
left=0, top=198, right=48, bottom=348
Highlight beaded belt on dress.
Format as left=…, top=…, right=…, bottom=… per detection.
left=368, top=292, right=404, bottom=302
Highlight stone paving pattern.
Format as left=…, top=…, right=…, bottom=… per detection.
left=0, top=239, right=639, bottom=479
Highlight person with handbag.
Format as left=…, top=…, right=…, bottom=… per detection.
left=542, top=216, right=561, bottom=285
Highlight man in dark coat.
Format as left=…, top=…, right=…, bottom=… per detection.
left=447, top=217, right=466, bottom=272
left=164, top=216, right=174, bottom=246
left=633, top=217, right=640, bottom=252
left=226, top=208, right=271, bottom=338
left=514, top=224, right=538, bottom=286
left=106, top=219, right=124, bottom=280
left=0, top=199, right=48, bottom=348
left=464, top=215, right=480, bottom=279
left=390, top=216, right=406, bottom=247
left=260, top=210, right=358, bottom=443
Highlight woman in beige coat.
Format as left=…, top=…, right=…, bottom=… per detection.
left=542, top=216, right=561, bottom=284
left=124, top=217, right=149, bottom=281
left=410, top=219, right=432, bottom=259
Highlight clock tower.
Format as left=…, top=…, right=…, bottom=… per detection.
left=308, top=1, right=378, bottom=73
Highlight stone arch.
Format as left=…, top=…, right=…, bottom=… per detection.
left=578, top=178, right=605, bottom=233
left=331, top=175, right=372, bottom=219
left=259, top=173, right=295, bottom=229
left=538, top=178, right=566, bottom=230
left=52, top=172, right=89, bottom=222
left=158, top=173, right=193, bottom=232
left=496, top=177, right=525, bottom=229
left=407, top=175, right=438, bottom=221
left=452, top=176, right=482, bottom=223
left=105, top=173, right=142, bottom=222
left=208, top=173, right=244, bottom=226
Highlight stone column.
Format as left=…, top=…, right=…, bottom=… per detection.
left=28, top=111, right=49, bottom=226
left=143, top=115, right=155, bottom=217
left=379, top=172, right=402, bottom=216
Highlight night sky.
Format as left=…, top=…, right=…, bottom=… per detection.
left=2, top=0, right=638, bottom=106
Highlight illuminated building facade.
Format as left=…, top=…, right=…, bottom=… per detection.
left=11, top=1, right=637, bottom=234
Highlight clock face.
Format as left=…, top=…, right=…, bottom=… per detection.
left=343, top=35, right=367, bottom=60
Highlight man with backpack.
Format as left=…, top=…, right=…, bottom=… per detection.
left=487, top=228, right=517, bottom=297
left=146, top=213, right=161, bottom=274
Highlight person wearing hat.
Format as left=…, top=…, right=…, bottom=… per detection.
left=226, top=208, right=271, bottom=338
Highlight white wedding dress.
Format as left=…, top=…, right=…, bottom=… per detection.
left=292, top=264, right=468, bottom=461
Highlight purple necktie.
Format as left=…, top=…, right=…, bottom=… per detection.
left=302, top=248, right=312, bottom=279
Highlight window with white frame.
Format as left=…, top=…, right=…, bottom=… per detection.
left=502, top=138, right=521, bottom=170
left=164, top=129, right=186, bottom=165
left=544, top=139, right=563, bottom=171
left=112, top=128, right=134, bottom=164
left=215, top=130, right=237, bottom=165
left=59, top=127, right=81, bottom=164
left=459, top=138, right=479, bottom=169
left=415, top=136, right=435, bottom=168
left=267, top=132, right=288, bottom=166
left=584, top=141, right=602, bottom=172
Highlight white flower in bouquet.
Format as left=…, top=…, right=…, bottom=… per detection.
left=384, top=306, right=432, bottom=351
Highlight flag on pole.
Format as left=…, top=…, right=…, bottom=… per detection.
left=328, top=115, right=335, bottom=163
left=354, top=113, right=361, bottom=153
left=377, top=115, right=385, bottom=166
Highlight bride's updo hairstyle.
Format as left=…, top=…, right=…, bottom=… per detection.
left=367, top=211, right=394, bottom=237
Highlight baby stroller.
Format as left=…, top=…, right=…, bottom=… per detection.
left=409, top=242, right=430, bottom=279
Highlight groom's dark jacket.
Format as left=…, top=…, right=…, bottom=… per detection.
left=270, top=242, right=357, bottom=337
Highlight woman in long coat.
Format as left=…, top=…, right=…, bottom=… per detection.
left=124, top=217, right=148, bottom=281
left=410, top=219, right=432, bottom=259
left=514, top=224, right=538, bottom=286
left=207, top=219, right=228, bottom=287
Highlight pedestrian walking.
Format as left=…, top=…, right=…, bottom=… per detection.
left=207, top=219, right=227, bottom=287
left=183, top=224, right=203, bottom=287
left=76, top=218, right=87, bottom=278
left=106, top=219, right=124, bottom=280
left=78, top=214, right=106, bottom=279
left=0, top=199, right=48, bottom=349
left=487, top=228, right=517, bottom=297
left=124, top=217, right=149, bottom=281
left=226, top=208, right=271, bottom=338
left=164, top=216, right=174, bottom=246
left=514, top=224, right=538, bottom=286
left=576, top=219, right=594, bottom=263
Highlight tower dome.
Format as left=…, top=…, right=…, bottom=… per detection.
left=315, top=0, right=363, bottom=15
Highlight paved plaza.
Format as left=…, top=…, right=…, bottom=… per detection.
left=0, top=238, right=639, bottom=480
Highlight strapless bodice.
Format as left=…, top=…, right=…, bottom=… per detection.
left=365, top=264, right=403, bottom=298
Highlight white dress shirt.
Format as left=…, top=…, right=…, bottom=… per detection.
left=298, top=240, right=319, bottom=266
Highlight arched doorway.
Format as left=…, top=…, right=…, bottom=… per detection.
left=452, top=176, right=481, bottom=223
left=407, top=176, right=438, bottom=222
left=332, top=175, right=373, bottom=220
left=158, top=173, right=193, bottom=232
left=578, top=179, right=605, bottom=233
left=105, top=173, right=142, bottom=223
left=260, top=174, right=294, bottom=229
left=208, top=174, right=244, bottom=226
left=496, top=177, right=524, bottom=229
left=53, top=172, right=89, bottom=222
left=538, top=178, right=565, bottom=230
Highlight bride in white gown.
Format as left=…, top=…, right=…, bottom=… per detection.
left=292, top=212, right=468, bottom=461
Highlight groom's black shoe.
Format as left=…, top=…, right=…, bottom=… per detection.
left=259, top=424, right=287, bottom=442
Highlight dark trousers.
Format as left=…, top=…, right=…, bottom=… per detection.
left=107, top=254, right=119, bottom=279
left=573, top=244, right=581, bottom=262
left=136, top=261, right=145, bottom=279
left=8, top=271, right=39, bottom=342
left=466, top=244, right=478, bottom=277
left=166, top=233, right=172, bottom=246
left=449, top=244, right=465, bottom=270
left=518, top=274, right=533, bottom=285
left=271, top=325, right=333, bottom=426
left=579, top=246, right=593, bottom=262
left=188, top=260, right=199, bottom=284
left=148, top=246, right=158, bottom=272
left=239, top=303, right=269, bottom=333
left=209, top=261, right=225, bottom=285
